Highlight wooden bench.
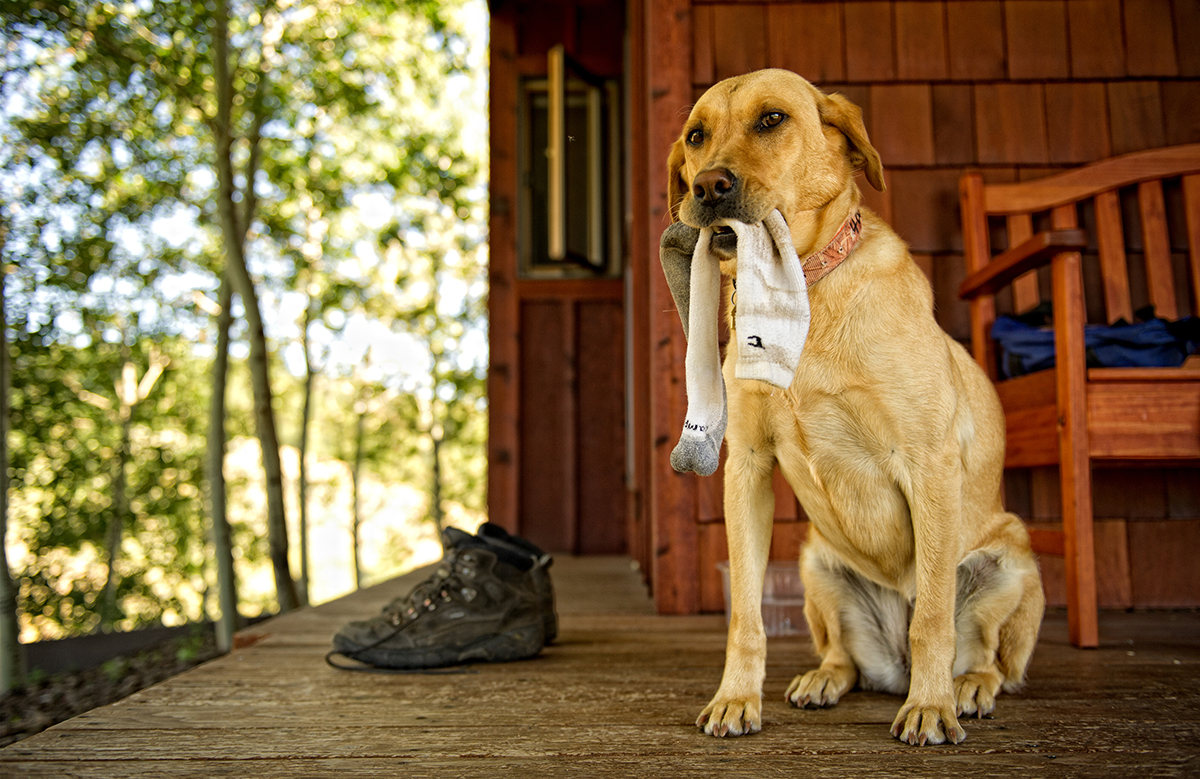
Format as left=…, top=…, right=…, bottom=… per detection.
left=959, top=144, right=1200, bottom=648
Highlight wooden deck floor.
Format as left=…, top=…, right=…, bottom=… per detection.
left=2, top=556, right=1198, bottom=778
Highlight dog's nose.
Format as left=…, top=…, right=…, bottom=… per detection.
left=692, top=168, right=736, bottom=205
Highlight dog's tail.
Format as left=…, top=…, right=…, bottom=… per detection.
left=840, top=573, right=912, bottom=695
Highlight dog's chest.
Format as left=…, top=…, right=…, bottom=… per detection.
left=767, top=391, right=917, bottom=581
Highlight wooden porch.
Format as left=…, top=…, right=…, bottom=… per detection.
left=2, top=556, right=1198, bottom=778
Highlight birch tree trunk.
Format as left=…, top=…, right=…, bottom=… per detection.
left=208, top=272, right=239, bottom=651
left=351, top=373, right=370, bottom=589
left=212, top=0, right=298, bottom=613
left=93, top=350, right=168, bottom=629
left=297, top=294, right=316, bottom=605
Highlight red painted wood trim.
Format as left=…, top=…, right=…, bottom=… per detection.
left=645, top=0, right=700, bottom=615
left=515, top=278, right=624, bottom=301
left=959, top=171, right=998, bottom=380
left=1028, top=528, right=1067, bottom=557
left=487, top=5, right=521, bottom=535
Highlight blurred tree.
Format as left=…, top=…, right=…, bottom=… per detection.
left=296, top=283, right=319, bottom=604
left=8, top=335, right=211, bottom=638
left=205, top=273, right=239, bottom=649
left=2, top=0, right=249, bottom=638
left=257, top=3, right=486, bottom=582
left=374, top=198, right=489, bottom=537
left=350, top=355, right=373, bottom=589
left=0, top=0, right=486, bottom=638
left=0, top=221, right=22, bottom=689
left=210, top=0, right=298, bottom=613
left=63, top=342, right=170, bottom=626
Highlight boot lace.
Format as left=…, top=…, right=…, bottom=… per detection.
left=380, top=550, right=484, bottom=626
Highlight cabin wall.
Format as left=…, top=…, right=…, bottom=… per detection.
left=494, top=0, right=1200, bottom=610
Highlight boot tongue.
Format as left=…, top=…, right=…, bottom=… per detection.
left=442, top=526, right=476, bottom=549
left=442, top=526, right=534, bottom=572
left=478, top=522, right=549, bottom=559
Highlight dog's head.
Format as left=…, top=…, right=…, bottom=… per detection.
left=668, top=69, right=884, bottom=257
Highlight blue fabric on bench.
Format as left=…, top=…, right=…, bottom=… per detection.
left=992, top=314, right=1199, bottom=379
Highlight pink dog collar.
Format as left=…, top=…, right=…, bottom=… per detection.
left=802, top=210, right=862, bottom=286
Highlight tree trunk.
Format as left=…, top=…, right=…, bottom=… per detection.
left=297, top=294, right=316, bottom=605
left=0, top=224, right=24, bottom=689
left=430, top=426, right=445, bottom=532
left=227, top=251, right=297, bottom=612
left=426, top=258, right=447, bottom=540
left=207, top=272, right=238, bottom=652
left=351, top=390, right=366, bottom=589
left=100, top=409, right=133, bottom=628
left=212, top=0, right=298, bottom=613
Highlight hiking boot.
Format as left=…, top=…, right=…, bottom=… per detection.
left=475, top=523, right=558, bottom=644
left=375, top=524, right=557, bottom=645
left=331, top=531, right=548, bottom=669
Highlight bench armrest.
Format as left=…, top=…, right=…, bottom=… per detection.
left=958, top=229, right=1087, bottom=300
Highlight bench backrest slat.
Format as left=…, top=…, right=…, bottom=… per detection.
left=1139, top=180, right=1177, bottom=321
left=1094, top=189, right=1133, bottom=325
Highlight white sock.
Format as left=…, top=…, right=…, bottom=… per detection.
left=665, top=209, right=810, bottom=478
left=731, top=210, right=810, bottom=388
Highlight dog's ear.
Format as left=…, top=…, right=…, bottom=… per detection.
left=667, top=137, right=689, bottom=222
left=818, top=92, right=886, bottom=192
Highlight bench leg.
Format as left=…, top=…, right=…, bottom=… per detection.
left=1051, top=232, right=1099, bottom=649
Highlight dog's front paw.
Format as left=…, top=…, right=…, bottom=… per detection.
left=890, top=700, right=965, bottom=746
left=785, top=666, right=855, bottom=708
left=696, top=695, right=762, bottom=738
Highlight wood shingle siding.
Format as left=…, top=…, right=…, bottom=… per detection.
left=491, top=0, right=1200, bottom=613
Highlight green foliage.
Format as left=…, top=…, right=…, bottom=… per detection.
left=8, top=334, right=211, bottom=637
left=101, top=656, right=129, bottom=683
left=1, top=0, right=490, bottom=636
left=174, top=625, right=208, bottom=664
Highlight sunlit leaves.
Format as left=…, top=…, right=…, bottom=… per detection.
left=1, top=0, right=489, bottom=634
left=8, top=336, right=210, bottom=639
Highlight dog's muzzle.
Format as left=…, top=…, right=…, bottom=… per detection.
left=711, top=224, right=737, bottom=253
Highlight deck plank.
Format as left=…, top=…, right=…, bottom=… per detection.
left=2, top=556, right=1199, bottom=778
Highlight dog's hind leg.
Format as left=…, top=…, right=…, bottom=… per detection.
left=788, top=535, right=911, bottom=708
left=951, top=544, right=1044, bottom=718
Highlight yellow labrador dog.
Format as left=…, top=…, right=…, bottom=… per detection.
left=660, top=69, right=1044, bottom=745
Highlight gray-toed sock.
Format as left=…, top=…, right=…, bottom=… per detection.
left=669, top=224, right=726, bottom=477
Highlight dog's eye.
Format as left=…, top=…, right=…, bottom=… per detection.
left=687, top=128, right=704, bottom=147
left=758, top=112, right=786, bottom=130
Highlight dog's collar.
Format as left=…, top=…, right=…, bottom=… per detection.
left=801, top=210, right=862, bottom=286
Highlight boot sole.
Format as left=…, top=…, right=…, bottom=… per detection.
left=344, top=622, right=544, bottom=670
